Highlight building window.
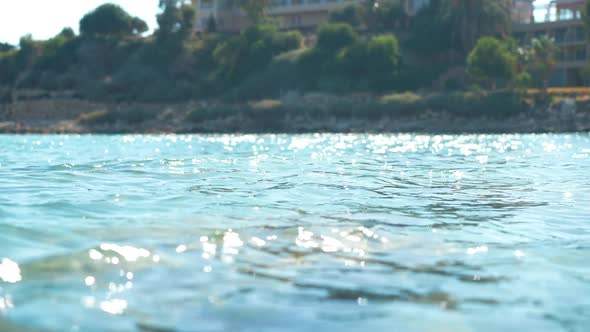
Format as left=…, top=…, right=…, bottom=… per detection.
left=575, top=47, right=587, bottom=61
left=576, top=27, right=585, bottom=41
left=554, top=28, right=566, bottom=44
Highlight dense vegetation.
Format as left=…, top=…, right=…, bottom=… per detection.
left=0, top=0, right=583, bottom=106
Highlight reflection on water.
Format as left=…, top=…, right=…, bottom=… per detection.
left=0, top=259, right=22, bottom=284
left=0, top=134, right=589, bottom=332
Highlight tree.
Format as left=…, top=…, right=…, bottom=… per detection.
left=449, top=0, right=512, bottom=54
left=9, top=35, right=40, bottom=102
left=156, top=0, right=197, bottom=39
left=156, top=0, right=197, bottom=50
left=531, top=35, right=558, bottom=92
left=132, top=17, right=149, bottom=35
left=16, top=35, right=38, bottom=68
left=206, top=15, right=217, bottom=33
left=467, top=36, right=515, bottom=89
left=80, top=3, right=148, bottom=37
left=407, top=0, right=453, bottom=55
left=59, top=28, right=76, bottom=39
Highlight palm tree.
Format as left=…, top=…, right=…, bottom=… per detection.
left=505, top=38, right=532, bottom=75
left=514, top=45, right=532, bottom=75
left=531, top=35, right=558, bottom=92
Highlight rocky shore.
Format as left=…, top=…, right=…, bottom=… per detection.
left=1, top=96, right=589, bottom=134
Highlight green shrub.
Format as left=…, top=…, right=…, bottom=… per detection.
left=317, top=23, right=357, bottom=51
left=79, top=110, right=117, bottom=125
left=35, top=34, right=79, bottom=74
left=274, top=30, right=304, bottom=50
left=479, top=91, right=528, bottom=116
left=79, top=107, right=154, bottom=125
left=515, top=72, right=532, bottom=90
left=229, top=31, right=401, bottom=98
left=226, top=49, right=312, bottom=100
left=424, top=91, right=528, bottom=117
left=317, top=76, right=356, bottom=93
left=214, top=24, right=303, bottom=82
left=381, top=92, right=422, bottom=104
left=365, top=34, right=400, bottom=89
left=186, top=105, right=238, bottom=123
left=186, top=90, right=530, bottom=128
left=251, top=99, right=283, bottom=110
left=372, top=92, right=427, bottom=116
left=118, top=107, right=155, bottom=124
left=443, top=78, right=462, bottom=91
left=327, top=34, right=400, bottom=91
left=393, top=64, right=447, bottom=91
left=335, top=42, right=368, bottom=77
left=298, top=48, right=327, bottom=81
left=467, top=37, right=515, bottom=88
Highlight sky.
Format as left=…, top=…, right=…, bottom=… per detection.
left=0, top=0, right=159, bottom=45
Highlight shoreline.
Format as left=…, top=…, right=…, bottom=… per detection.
left=1, top=96, right=589, bottom=135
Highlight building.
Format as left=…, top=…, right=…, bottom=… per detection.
left=195, top=0, right=359, bottom=33
left=512, top=0, right=534, bottom=24
left=193, top=0, right=431, bottom=33
left=513, top=0, right=589, bottom=86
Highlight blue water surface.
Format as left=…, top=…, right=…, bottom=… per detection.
left=0, top=134, right=589, bottom=332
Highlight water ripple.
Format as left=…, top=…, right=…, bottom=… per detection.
left=0, top=133, right=589, bottom=332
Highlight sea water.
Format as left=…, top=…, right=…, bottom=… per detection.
left=0, top=134, right=589, bottom=332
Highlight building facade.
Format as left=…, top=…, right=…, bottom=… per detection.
left=194, top=0, right=431, bottom=33
left=512, top=0, right=535, bottom=24
left=513, top=0, right=589, bottom=86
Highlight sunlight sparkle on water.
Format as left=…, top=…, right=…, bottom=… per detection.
left=0, top=296, right=14, bottom=313
left=84, top=276, right=96, bottom=287
left=99, top=244, right=151, bottom=262
left=99, top=299, right=128, bottom=315
left=0, top=134, right=589, bottom=331
left=88, top=249, right=103, bottom=260
left=467, top=246, right=489, bottom=256
left=0, top=259, right=22, bottom=283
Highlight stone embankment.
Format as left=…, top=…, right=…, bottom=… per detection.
left=1, top=96, right=589, bottom=134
